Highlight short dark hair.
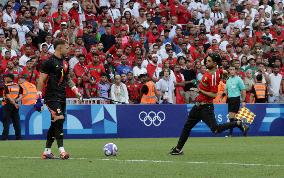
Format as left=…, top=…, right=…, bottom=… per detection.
left=78, top=54, right=85, bottom=59
left=256, top=74, right=263, bottom=81
left=53, top=39, right=67, bottom=49
left=206, top=53, right=221, bottom=66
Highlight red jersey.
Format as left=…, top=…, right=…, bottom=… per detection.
left=195, top=69, right=223, bottom=103
left=68, top=8, right=80, bottom=26
left=73, top=63, right=89, bottom=78
left=52, top=11, right=69, bottom=33
left=19, top=67, right=39, bottom=85
left=126, top=81, right=142, bottom=102
left=87, top=63, right=105, bottom=82
left=4, top=70, right=19, bottom=83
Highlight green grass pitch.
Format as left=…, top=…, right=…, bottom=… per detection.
left=0, top=137, right=283, bottom=178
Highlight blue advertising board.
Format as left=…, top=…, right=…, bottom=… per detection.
left=0, top=104, right=283, bottom=139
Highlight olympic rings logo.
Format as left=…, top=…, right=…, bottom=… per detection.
left=138, top=111, right=166, bottom=127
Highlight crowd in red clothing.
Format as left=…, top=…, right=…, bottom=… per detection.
left=0, top=0, right=283, bottom=104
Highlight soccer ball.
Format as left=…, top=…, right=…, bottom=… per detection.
left=103, top=143, right=118, bottom=156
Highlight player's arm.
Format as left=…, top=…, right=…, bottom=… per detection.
left=37, top=72, right=49, bottom=97
left=199, top=89, right=217, bottom=98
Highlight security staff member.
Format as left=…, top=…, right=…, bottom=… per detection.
left=18, top=76, right=37, bottom=105
left=2, top=74, right=22, bottom=140
left=140, top=74, right=158, bottom=104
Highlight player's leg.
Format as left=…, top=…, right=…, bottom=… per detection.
left=200, top=104, right=241, bottom=134
left=54, top=102, right=69, bottom=160
left=42, top=102, right=60, bottom=159
left=1, top=105, right=11, bottom=140
left=170, top=106, right=201, bottom=155
left=11, top=107, right=21, bottom=140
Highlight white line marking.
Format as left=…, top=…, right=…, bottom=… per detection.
left=0, top=156, right=282, bottom=167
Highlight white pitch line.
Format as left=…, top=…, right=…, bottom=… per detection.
left=0, top=156, right=283, bottom=167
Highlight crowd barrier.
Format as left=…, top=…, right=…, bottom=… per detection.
left=0, top=104, right=283, bottom=139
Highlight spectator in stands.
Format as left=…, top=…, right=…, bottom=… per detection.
left=10, top=28, right=20, bottom=53
left=4, top=61, right=19, bottom=83
left=19, top=45, right=32, bottom=67
left=110, top=75, right=129, bottom=104
left=174, top=65, right=186, bottom=104
left=146, top=54, right=162, bottom=82
left=133, top=57, right=147, bottom=79
left=2, top=38, right=17, bottom=57
left=126, top=72, right=141, bottom=104
left=20, top=35, right=37, bottom=55
left=19, top=58, right=38, bottom=85
left=243, top=69, right=255, bottom=103
left=69, top=48, right=80, bottom=69
left=156, top=69, right=175, bottom=104
left=97, top=73, right=111, bottom=99
left=268, top=65, right=282, bottom=103
left=11, top=15, right=33, bottom=47
left=40, top=33, right=54, bottom=53
left=104, top=54, right=116, bottom=81
left=116, top=55, right=132, bottom=75
left=100, top=25, right=115, bottom=52
left=87, top=52, right=106, bottom=83
left=3, top=5, right=16, bottom=28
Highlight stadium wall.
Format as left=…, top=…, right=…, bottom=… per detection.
left=0, top=104, right=284, bottom=139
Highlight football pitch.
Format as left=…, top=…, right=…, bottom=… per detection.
left=0, top=137, right=283, bottom=178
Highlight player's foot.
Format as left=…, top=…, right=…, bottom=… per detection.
left=60, top=151, right=70, bottom=160
left=242, top=124, right=249, bottom=137
left=169, top=147, right=184, bottom=155
left=41, top=152, right=55, bottom=159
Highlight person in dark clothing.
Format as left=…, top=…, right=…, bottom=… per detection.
left=100, top=25, right=115, bottom=52
left=36, top=39, right=82, bottom=160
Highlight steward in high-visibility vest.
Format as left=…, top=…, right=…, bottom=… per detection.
left=140, top=74, right=158, bottom=104
left=18, top=77, right=37, bottom=105
left=251, top=74, right=267, bottom=103
left=2, top=74, right=22, bottom=140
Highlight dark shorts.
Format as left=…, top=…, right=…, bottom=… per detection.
left=227, top=97, right=240, bottom=113
left=46, top=101, right=66, bottom=120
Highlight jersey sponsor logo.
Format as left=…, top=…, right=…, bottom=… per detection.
left=138, top=111, right=166, bottom=127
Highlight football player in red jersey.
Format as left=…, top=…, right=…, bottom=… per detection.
left=170, top=53, right=249, bottom=155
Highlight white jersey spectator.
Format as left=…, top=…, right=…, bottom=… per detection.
left=11, top=23, right=30, bottom=47
left=40, top=42, right=55, bottom=54
left=156, top=69, right=175, bottom=104
left=19, top=55, right=31, bottom=67
left=268, top=69, right=282, bottom=103
left=111, top=75, right=129, bottom=104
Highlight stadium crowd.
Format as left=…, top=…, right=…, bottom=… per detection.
left=0, top=0, right=283, bottom=104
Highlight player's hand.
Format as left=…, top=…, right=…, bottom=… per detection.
left=34, top=98, right=44, bottom=112
left=72, top=86, right=83, bottom=103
